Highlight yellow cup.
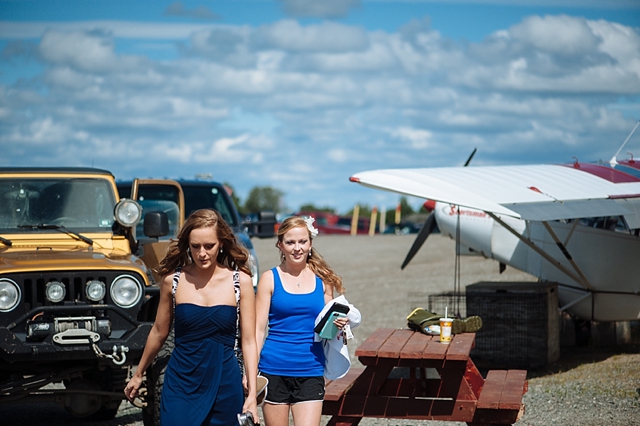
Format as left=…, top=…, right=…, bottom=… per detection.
left=439, top=318, right=453, bottom=344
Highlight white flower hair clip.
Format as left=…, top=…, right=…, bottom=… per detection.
left=303, top=216, right=319, bottom=237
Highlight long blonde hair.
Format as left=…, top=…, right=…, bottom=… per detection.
left=277, top=216, right=344, bottom=294
left=158, top=209, right=251, bottom=277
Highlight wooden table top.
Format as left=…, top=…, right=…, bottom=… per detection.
left=355, top=328, right=475, bottom=366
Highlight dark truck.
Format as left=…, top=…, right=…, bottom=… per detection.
left=0, top=167, right=182, bottom=421
left=117, top=178, right=277, bottom=289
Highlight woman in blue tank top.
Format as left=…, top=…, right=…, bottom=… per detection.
left=256, top=216, right=349, bottom=426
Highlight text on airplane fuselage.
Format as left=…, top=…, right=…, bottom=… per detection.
left=447, top=204, right=488, bottom=218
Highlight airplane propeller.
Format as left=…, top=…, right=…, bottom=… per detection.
left=400, top=148, right=477, bottom=269
left=401, top=211, right=437, bottom=269
left=463, top=147, right=477, bottom=167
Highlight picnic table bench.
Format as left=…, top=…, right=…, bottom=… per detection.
left=323, top=328, right=527, bottom=426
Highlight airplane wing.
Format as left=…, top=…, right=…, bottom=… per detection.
left=350, top=162, right=640, bottom=223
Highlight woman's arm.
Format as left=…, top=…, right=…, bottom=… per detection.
left=124, top=273, right=174, bottom=402
left=323, top=283, right=352, bottom=330
left=239, top=271, right=259, bottom=421
left=324, top=282, right=334, bottom=304
left=254, top=270, right=273, bottom=356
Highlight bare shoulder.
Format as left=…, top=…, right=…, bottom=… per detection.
left=256, top=269, right=274, bottom=295
left=259, top=269, right=274, bottom=285
left=160, top=272, right=175, bottom=291
left=236, top=270, right=253, bottom=292
left=260, top=267, right=275, bottom=280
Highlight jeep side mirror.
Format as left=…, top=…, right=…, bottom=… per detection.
left=143, top=211, right=169, bottom=238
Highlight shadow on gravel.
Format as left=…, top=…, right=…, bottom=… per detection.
left=0, top=401, right=142, bottom=426
left=525, top=343, right=640, bottom=379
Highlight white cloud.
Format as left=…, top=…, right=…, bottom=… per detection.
left=295, top=42, right=397, bottom=72
left=2, top=10, right=640, bottom=212
left=188, top=27, right=251, bottom=61
left=164, top=2, right=220, bottom=21
left=155, top=134, right=273, bottom=166
left=377, top=0, right=640, bottom=7
left=327, top=149, right=349, bottom=162
left=588, top=20, right=640, bottom=76
left=510, top=15, right=602, bottom=56
left=279, top=0, right=361, bottom=19
left=163, top=142, right=194, bottom=163
left=39, top=30, right=144, bottom=73
left=391, top=127, right=434, bottom=149
left=18, top=117, right=71, bottom=144
left=252, top=20, right=369, bottom=52
left=0, top=20, right=222, bottom=40
left=457, top=15, right=640, bottom=93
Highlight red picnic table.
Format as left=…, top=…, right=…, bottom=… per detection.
left=323, top=328, right=527, bottom=426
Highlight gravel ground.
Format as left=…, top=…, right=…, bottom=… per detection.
left=2, top=234, right=638, bottom=425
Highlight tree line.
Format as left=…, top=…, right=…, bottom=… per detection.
left=228, top=184, right=426, bottom=222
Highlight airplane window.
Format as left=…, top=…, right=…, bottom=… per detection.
left=579, top=216, right=629, bottom=233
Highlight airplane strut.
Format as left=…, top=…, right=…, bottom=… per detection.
left=486, top=212, right=594, bottom=290
left=542, top=221, right=595, bottom=290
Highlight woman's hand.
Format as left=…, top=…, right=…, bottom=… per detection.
left=123, top=374, right=143, bottom=403
left=242, top=399, right=260, bottom=425
left=334, top=315, right=349, bottom=330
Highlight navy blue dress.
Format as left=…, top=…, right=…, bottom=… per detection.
left=160, top=303, right=243, bottom=426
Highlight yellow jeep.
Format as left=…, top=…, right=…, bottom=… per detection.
left=0, top=167, right=181, bottom=421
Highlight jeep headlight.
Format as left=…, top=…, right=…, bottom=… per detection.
left=45, top=281, right=66, bottom=303
left=0, top=278, right=21, bottom=312
left=114, top=199, right=142, bottom=228
left=86, top=280, right=106, bottom=302
left=110, top=275, right=142, bottom=308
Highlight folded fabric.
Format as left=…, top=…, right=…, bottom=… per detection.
left=407, top=307, right=440, bottom=326
left=314, top=295, right=361, bottom=380
left=407, top=307, right=483, bottom=335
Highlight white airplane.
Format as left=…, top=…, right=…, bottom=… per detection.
left=350, top=123, right=640, bottom=322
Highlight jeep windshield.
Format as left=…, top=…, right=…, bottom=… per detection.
left=0, top=178, right=116, bottom=233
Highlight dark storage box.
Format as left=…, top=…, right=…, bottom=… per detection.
left=466, top=282, right=559, bottom=369
left=408, top=291, right=466, bottom=318
left=428, top=292, right=467, bottom=318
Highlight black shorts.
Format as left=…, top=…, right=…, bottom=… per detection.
left=260, top=372, right=325, bottom=404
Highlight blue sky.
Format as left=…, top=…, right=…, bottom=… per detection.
left=1, top=0, right=639, bottom=214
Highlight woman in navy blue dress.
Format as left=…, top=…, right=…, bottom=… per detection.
left=255, top=216, right=349, bottom=426
left=125, top=209, right=260, bottom=425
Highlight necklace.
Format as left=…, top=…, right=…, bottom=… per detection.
left=283, top=264, right=305, bottom=289
left=294, top=267, right=304, bottom=288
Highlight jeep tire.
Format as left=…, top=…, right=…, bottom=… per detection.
left=142, top=328, right=175, bottom=426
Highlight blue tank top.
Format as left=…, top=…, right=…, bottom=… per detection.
left=258, top=267, right=325, bottom=376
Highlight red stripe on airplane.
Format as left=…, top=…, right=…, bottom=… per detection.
left=561, top=163, right=640, bottom=183
left=618, top=159, right=640, bottom=170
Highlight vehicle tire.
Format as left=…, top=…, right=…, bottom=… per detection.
left=85, top=404, right=120, bottom=421
left=142, top=327, right=174, bottom=426
left=83, top=366, right=129, bottom=421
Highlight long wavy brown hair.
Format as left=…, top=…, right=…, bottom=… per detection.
left=277, top=216, right=344, bottom=294
left=157, top=209, right=251, bottom=277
